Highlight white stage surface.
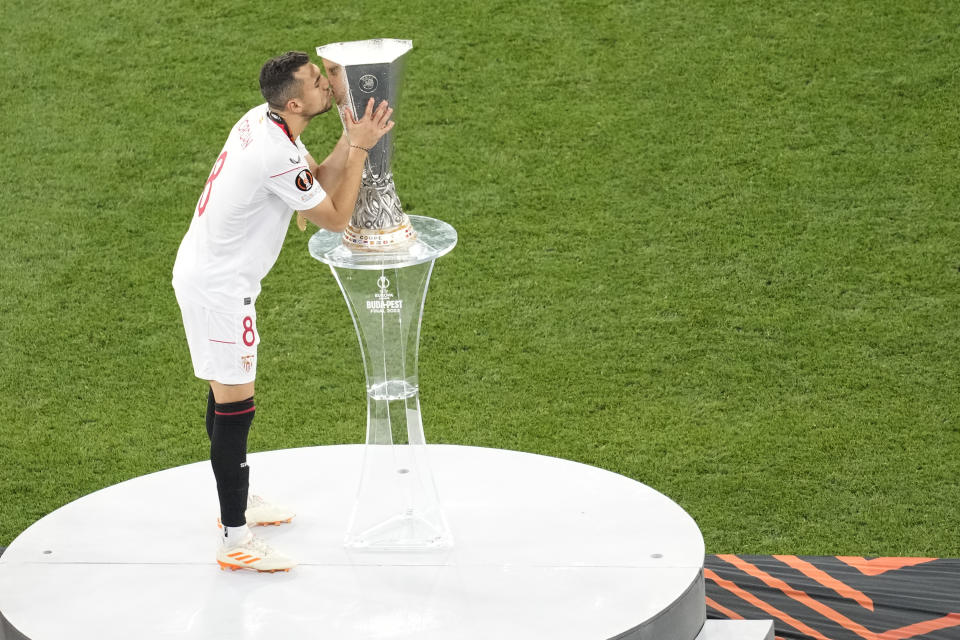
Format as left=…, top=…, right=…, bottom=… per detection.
left=0, top=445, right=771, bottom=640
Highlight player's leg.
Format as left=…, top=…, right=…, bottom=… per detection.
left=210, top=380, right=256, bottom=403
left=208, top=379, right=256, bottom=539
left=208, top=378, right=296, bottom=528
left=208, top=380, right=295, bottom=572
left=174, top=294, right=294, bottom=572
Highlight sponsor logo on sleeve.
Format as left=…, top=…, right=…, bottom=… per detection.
left=295, top=169, right=315, bottom=192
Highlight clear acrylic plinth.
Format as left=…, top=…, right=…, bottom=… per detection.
left=309, top=215, right=457, bottom=550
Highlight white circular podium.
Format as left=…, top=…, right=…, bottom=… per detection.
left=0, top=445, right=706, bottom=640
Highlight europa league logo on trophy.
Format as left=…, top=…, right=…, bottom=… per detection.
left=317, top=39, right=415, bottom=250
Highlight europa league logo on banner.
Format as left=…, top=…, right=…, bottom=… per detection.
left=316, top=39, right=415, bottom=250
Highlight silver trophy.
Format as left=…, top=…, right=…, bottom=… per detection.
left=317, top=39, right=415, bottom=250
left=311, top=39, right=457, bottom=550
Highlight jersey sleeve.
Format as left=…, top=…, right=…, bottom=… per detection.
left=264, top=152, right=326, bottom=210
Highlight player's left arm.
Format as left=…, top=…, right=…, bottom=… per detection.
left=309, top=131, right=351, bottom=192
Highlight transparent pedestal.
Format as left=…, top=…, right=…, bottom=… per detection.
left=309, top=216, right=457, bottom=550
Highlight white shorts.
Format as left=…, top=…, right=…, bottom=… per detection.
left=175, top=291, right=259, bottom=385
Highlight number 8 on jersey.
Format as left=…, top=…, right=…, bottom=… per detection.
left=197, top=151, right=228, bottom=216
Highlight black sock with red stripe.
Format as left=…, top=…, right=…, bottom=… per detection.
left=210, top=396, right=255, bottom=527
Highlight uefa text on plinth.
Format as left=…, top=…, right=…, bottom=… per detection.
left=310, top=38, right=456, bottom=550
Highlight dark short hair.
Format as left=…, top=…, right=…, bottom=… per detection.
left=259, top=51, right=310, bottom=110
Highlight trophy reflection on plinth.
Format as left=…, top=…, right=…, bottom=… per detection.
left=311, top=39, right=455, bottom=550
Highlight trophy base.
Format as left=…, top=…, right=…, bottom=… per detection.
left=342, top=222, right=416, bottom=251
left=345, top=510, right=453, bottom=550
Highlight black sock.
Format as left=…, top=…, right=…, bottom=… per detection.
left=205, top=388, right=215, bottom=442
left=210, top=396, right=255, bottom=527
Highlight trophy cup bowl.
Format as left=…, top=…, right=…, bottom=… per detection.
left=317, top=39, right=416, bottom=250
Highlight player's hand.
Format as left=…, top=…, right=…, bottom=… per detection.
left=344, top=98, right=394, bottom=149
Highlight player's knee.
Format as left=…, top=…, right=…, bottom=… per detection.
left=210, top=381, right=256, bottom=404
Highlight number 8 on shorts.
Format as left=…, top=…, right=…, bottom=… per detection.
left=242, top=316, right=256, bottom=347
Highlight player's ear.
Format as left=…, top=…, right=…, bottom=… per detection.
left=286, top=98, right=302, bottom=115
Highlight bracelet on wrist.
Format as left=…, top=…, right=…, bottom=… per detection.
left=350, top=144, right=370, bottom=153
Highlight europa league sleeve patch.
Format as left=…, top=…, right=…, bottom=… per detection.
left=295, top=169, right=315, bottom=192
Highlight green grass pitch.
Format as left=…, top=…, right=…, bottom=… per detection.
left=1, top=0, right=958, bottom=555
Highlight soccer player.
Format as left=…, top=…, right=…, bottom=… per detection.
left=172, top=51, right=394, bottom=572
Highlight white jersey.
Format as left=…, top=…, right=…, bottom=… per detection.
left=172, top=103, right=327, bottom=311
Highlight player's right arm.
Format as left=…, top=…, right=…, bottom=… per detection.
left=299, top=98, right=394, bottom=232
